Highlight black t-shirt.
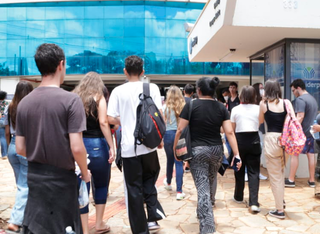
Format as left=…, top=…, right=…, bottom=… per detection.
left=227, top=95, right=240, bottom=112
left=180, top=99, right=230, bottom=147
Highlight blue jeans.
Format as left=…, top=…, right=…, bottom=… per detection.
left=0, top=125, right=8, bottom=157
left=163, top=130, right=184, bottom=193
left=80, top=137, right=111, bottom=214
left=8, top=136, right=28, bottom=226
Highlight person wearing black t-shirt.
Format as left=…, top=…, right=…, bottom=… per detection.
left=225, top=82, right=240, bottom=158
left=174, top=77, right=241, bottom=234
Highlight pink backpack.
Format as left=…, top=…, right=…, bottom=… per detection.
left=279, top=99, right=306, bottom=156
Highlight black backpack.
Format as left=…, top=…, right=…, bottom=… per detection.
left=134, top=83, right=166, bottom=151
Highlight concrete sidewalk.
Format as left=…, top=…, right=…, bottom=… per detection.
left=1, top=149, right=320, bottom=234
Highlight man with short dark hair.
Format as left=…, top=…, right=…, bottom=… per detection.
left=286, top=79, right=318, bottom=188
left=108, top=55, right=165, bottom=234
left=183, top=83, right=194, bottom=104
left=16, top=43, right=90, bottom=234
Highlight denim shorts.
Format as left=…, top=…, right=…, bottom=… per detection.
left=301, top=136, right=314, bottom=154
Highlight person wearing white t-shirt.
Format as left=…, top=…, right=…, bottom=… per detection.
left=107, top=56, right=165, bottom=234
left=230, top=85, right=261, bottom=213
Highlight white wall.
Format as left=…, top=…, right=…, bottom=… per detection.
left=0, top=78, right=20, bottom=98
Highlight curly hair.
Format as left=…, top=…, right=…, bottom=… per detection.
left=164, top=85, right=185, bottom=124
left=73, top=72, right=105, bottom=118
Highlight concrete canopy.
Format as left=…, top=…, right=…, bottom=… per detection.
left=188, top=0, right=320, bottom=62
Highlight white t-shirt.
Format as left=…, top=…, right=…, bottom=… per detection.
left=230, top=104, right=260, bottom=133
left=108, top=81, right=162, bottom=158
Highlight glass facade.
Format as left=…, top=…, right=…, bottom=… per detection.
left=0, top=1, right=263, bottom=77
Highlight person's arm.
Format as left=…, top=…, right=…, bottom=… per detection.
left=69, top=132, right=91, bottom=183
left=98, top=97, right=115, bottom=164
left=108, top=116, right=121, bottom=126
left=231, top=122, right=236, bottom=131
left=296, top=112, right=305, bottom=124
left=222, top=120, right=241, bottom=170
left=5, top=125, right=10, bottom=145
left=259, top=101, right=266, bottom=124
left=16, top=136, right=26, bottom=157
left=173, top=118, right=189, bottom=161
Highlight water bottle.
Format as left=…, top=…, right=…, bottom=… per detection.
left=65, top=226, right=76, bottom=234
left=310, top=120, right=320, bottom=140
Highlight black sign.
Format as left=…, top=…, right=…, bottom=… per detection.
left=214, top=0, right=220, bottom=9
left=189, top=36, right=198, bottom=55
left=209, top=10, right=221, bottom=27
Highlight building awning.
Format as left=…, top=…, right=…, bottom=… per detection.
left=188, top=0, right=320, bottom=62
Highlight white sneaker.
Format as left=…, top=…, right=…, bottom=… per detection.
left=259, top=173, right=268, bottom=180
left=176, top=192, right=185, bottom=200
left=245, top=173, right=248, bottom=182
left=250, top=205, right=261, bottom=213
left=163, top=178, right=172, bottom=191
left=148, top=221, right=160, bottom=230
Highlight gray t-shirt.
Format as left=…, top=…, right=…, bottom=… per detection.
left=16, top=87, right=86, bottom=170
left=294, top=93, right=318, bottom=138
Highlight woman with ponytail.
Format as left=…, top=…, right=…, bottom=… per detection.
left=174, top=77, right=241, bottom=234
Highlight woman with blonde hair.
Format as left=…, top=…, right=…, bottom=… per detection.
left=74, top=72, right=115, bottom=234
left=259, top=79, right=294, bottom=219
left=163, top=85, right=186, bottom=200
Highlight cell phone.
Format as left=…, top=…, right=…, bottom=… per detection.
left=232, top=156, right=241, bottom=172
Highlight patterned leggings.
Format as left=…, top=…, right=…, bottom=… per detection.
left=190, top=145, right=223, bottom=234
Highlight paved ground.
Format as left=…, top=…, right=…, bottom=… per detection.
left=1, top=148, right=320, bottom=234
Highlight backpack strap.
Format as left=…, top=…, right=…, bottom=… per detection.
left=143, top=82, right=150, bottom=97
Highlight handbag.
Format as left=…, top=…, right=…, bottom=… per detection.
left=175, top=100, right=193, bottom=161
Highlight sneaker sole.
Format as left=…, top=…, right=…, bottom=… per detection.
left=285, top=184, right=295, bottom=188
left=269, top=213, right=285, bottom=219
left=309, top=185, right=316, bottom=188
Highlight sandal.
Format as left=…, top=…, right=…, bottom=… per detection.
left=95, top=224, right=110, bottom=234
left=6, top=225, right=21, bottom=234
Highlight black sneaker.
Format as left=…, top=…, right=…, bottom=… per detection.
left=185, top=167, right=190, bottom=173
left=308, top=181, right=315, bottom=188
left=269, top=210, right=285, bottom=219
left=285, top=178, right=295, bottom=187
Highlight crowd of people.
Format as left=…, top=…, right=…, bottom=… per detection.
left=0, top=42, right=319, bottom=234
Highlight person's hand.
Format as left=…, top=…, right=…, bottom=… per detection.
left=230, top=155, right=242, bottom=171
left=312, top=124, right=320, bottom=133
left=158, top=140, right=164, bottom=149
left=80, top=170, right=91, bottom=183
left=113, top=124, right=119, bottom=131
left=108, top=148, right=115, bottom=164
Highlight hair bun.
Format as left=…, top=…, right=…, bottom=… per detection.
left=210, top=77, right=220, bottom=88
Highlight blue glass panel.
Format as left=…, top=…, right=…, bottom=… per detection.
left=7, top=7, right=26, bottom=21
left=64, top=38, right=84, bottom=57
left=123, top=37, right=144, bottom=54
left=44, top=38, right=65, bottom=50
left=84, top=6, right=103, bottom=19
left=26, top=57, right=40, bottom=75
left=0, top=40, right=6, bottom=58
left=104, top=19, right=124, bottom=37
left=103, top=54, right=125, bottom=74
left=7, top=40, right=26, bottom=59
left=145, top=55, right=166, bottom=74
left=84, top=56, right=104, bottom=73
left=145, top=5, right=166, bottom=19
left=64, top=20, right=84, bottom=38
left=26, top=7, right=45, bottom=20
left=0, top=8, right=7, bottom=21
left=26, top=39, right=43, bottom=57
left=84, top=38, right=107, bottom=56
left=103, top=6, right=124, bottom=19
left=66, top=56, right=84, bottom=74
left=167, top=56, right=188, bottom=74
left=145, top=38, right=166, bottom=56
left=0, top=58, right=10, bottom=76
left=45, top=20, right=65, bottom=38
left=7, top=21, right=26, bottom=39
left=166, top=20, right=186, bottom=38
left=26, top=21, right=45, bottom=39
left=105, top=38, right=123, bottom=53
left=124, top=5, right=144, bottom=18
left=185, top=9, right=202, bottom=21
left=64, top=7, right=84, bottom=19
left=0, top=23, right=7, bottom=40
left=145, top=19, right=165, bottom=37
left=84, top=20, right=104, bottom=38
left=166, top=38, right=186, bottom=56
left=124, top=19, right=144, bottom=37
left=46, top=7, right=65, bottom=20
left=166, top=7, right=186, bottom=20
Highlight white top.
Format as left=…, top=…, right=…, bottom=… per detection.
left=108, top=81, right=162, bottom=158
left=230, top=104, right=260, bottom=133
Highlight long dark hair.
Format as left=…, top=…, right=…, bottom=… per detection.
left=253, top=83, right=262, bottom=105
left=9, top=81, right=33, bottom=129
